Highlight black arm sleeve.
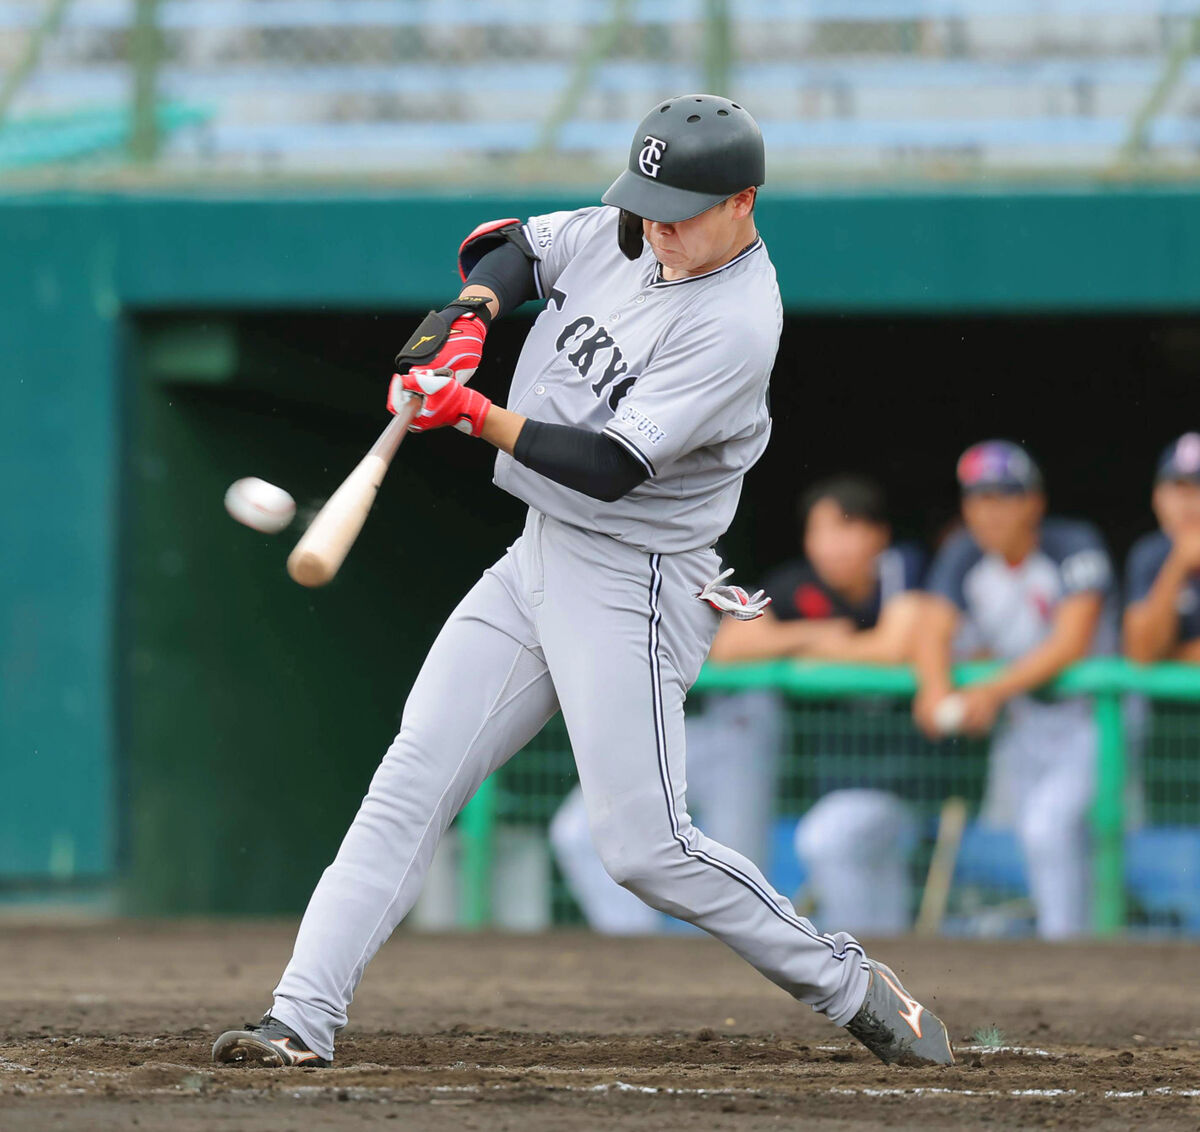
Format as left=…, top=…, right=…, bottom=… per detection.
left=464, top=241, right=539, bottom=316
left=512, top=420, right=649, bottom=502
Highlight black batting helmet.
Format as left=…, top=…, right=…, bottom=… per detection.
left=602, top=95, right=765, bottom=227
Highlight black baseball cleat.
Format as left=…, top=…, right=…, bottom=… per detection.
left=844, top=960, right=955, bottom=1067
left=212, top=1013, right=330, bottom=1068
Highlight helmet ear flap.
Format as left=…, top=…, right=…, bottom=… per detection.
left=617, top=210, right=643, bottom=260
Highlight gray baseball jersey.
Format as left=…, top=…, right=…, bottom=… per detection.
left=493, top=205, right=779, bottom=554
left=927, top=518, right=1118, bottom=661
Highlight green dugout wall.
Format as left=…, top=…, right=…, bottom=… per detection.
left=3, top=186, right=1200, bottom=912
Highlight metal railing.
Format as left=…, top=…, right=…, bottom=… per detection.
left=455, top=658, right=1200, bottom=935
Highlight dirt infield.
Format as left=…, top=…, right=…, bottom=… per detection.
left=0, top=921, right=1197, bottom=1130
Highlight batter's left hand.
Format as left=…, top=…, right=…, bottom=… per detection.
left=388, top=368, right=493, bottom=436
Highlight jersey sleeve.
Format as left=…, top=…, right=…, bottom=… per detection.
left=924, top=531, right=982, bottom=612
left=898, top=544, right=927, bottom=590
left=1047, top=521, right=1113, bottom=597
left=1125, top=532, right=1171, bottom=605
left=600, top=309, right=775, bottom=476
left=522, top=206, right=612, bottom=298
left=878, top=543, right=926, bottom=600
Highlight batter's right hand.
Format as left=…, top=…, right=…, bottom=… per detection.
left=388, top=368, right=493, bottom=437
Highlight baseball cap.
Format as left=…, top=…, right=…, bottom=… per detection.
left=957, top=440, right=1042, bottom=496
left=1155, top=432, right=1200, bottom=484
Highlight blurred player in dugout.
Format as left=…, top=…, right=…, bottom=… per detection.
left=552, top=475, right=925, bottom=935
left=1124, top=432, right=1200, bottom=664
left=913, top=440, right=1118, bottom=940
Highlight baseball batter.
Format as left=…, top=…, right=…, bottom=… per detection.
left=213, top=96, right=952, bottom=1070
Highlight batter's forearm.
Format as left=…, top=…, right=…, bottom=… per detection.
left=512, top=420, right=648, bottom=501
left=458, top=284, right=501, bottom=321
left=479, top=411, right=648, bottom=502
left=480, top=405, right=526, bottom=454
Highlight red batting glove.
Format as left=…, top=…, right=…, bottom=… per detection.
left=387, top=368, right=493, bottom=437
left=415, top=312, right=487, bottom=382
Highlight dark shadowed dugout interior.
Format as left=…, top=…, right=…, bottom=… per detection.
left=122, top=307, right=1195, bottom=912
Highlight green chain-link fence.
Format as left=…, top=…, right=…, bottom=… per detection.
left=453, top=659, right=1200, bottom=936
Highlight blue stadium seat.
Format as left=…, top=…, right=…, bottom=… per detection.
left=1125, top=827, right=1200, bottom=933
left=3, top=0, right=1194, bottom=33
left=953, top=823, right=1027, bottom=891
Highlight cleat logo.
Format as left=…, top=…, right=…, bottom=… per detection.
left=411, top=334, right=436, bottom=350
left=638, top=135, right=667, bottom=178
left=877, top=970, right=924, bottom=1038
left=269, top=1036, right=320, bottom=1064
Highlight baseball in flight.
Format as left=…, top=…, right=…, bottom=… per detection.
left=224, top=477, right=296, bottom=535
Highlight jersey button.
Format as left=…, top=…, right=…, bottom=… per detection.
left=609, top=313, right=620, bottom=321
left=534, top=384, right=546, bottom=395
left=635, top=295, right=646, bottom=304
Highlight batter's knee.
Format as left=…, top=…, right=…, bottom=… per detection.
left=593, top=837, right=659, bottom=891
left=589, top=814, right=676, bottom=894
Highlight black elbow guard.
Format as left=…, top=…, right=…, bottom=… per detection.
left=458, top=218, right=537, bottom=281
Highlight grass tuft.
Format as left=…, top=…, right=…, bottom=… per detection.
left=971, top=1024, right=1006, bottom=1047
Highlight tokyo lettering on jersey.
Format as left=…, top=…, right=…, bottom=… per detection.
left=763, top=546, right=924, bottom=629
left=1125, top=531, right=1200, bottom=643
left=926, top=518, right=1118, bottom=659
left=493, top=206, right=781, bottom=554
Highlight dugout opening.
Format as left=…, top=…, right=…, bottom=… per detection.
left=119, top=307, right=1198, bottom=914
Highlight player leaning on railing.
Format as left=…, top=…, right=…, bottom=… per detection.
left=212, top=96, right=953, bottom=1070
left=912, top=441, right=1118, bottom=939
left=1124, top=432, right=1200, bottom=664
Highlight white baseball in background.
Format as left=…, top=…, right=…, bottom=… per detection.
left=932, top=692, right=967, bottom=736
left=224, top=477, right=296, bottom=535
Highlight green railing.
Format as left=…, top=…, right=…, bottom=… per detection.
left=456, top=659, right=1200, bottom=934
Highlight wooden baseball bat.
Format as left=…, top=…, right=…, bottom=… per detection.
left=286, top=400, right=419, bottom=587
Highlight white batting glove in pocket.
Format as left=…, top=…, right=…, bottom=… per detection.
left=697, top=568, right=771, bottom=621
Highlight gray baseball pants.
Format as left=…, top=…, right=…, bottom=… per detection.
left=271, top=509, right=869, bottom=1059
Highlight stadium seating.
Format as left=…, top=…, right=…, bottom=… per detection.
left=2, top=0, right=1198, bottom=175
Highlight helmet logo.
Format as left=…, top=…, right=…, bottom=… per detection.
left=638, top=135, right=667, bottom=178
